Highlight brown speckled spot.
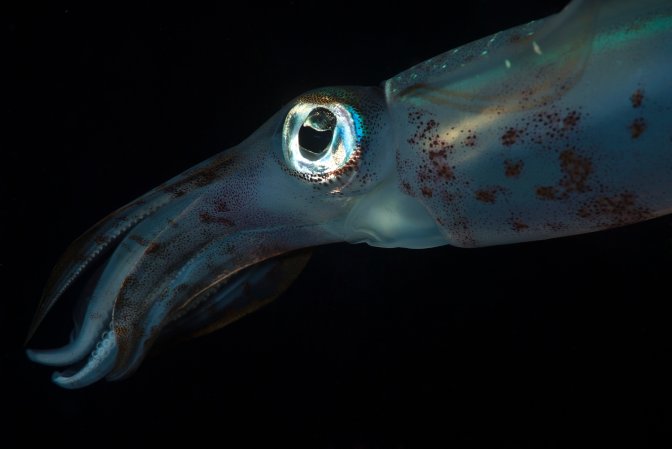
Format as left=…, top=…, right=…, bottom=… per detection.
left=631, top=88, right=644, bottom=108
left=407, top=117, right=443, bottom=148
left=630, top=118, right=646, bottom=139
left=214, top=200, right=230, bottom=213
left=577, top=192, right=651, bottom=228
left=428, top=149, right=447, bottom=160
left=421, top=148, right=456, bottom=182
left=451, top=215, right=476, bottom=247
left=199, top=212, right=235, bottom=227
left=475, top=187, right=503, bottom=204
left=146, top=242, right=161, bottom=254
left=115, top=324, right=129, bottom=339
left=436, top=164, right=454, bottom=180
left=501, top=128, right=519, bottom=146
left=421, top=186, right=433, bottom=198
left=164, top=155, right=235, bottom=197
left=511, top=221, right=529, bottom=232
left=536, top=186, right=558, bottom=200
left=129, top=235, right=148, bottom=246
left=508, top=33, right=533, bottom=44
left=417, top=165, right=432, bottom=184
left=166, top=188, right=186, bottom=198
left=464, top=132, right=477, bottom=147
left=504, top=159, right=524, bottom=178
left=558, top=149, right=592, bottom=193
left=562, top=111, right=580, bottom=130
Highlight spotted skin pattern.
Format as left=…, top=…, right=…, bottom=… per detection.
left=389, top=0, right=672, bottom=247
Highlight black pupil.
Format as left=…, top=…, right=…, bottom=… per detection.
left=298, top=107, right=336, bottom=159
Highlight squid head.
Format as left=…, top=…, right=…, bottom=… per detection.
left=26, top=86, right=444, bottom=388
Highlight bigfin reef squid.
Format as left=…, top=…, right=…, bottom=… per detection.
left=26, top=0, right=672, bottom=388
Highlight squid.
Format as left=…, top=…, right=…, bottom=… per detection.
left=27, top=0, right=672, bottom=388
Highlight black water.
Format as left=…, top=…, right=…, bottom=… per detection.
left=4, top=2, right=672, bottom=447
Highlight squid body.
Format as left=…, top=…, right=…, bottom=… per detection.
left=27, top=0, right=672, bottom=388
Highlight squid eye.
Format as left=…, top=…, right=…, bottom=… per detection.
left=282, top=101, right=360, bottom=178
left=298, top=108, right=336, bottom=159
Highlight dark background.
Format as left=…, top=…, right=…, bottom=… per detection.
left=3, top=2, right=672, bottom=447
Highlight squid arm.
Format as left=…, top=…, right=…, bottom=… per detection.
left=26, top=0, right=672, bottom=388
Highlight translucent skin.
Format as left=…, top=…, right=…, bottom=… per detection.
left=383, top=0, right=672, bottom=247
left=27, top=0, right=672, bottom=387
